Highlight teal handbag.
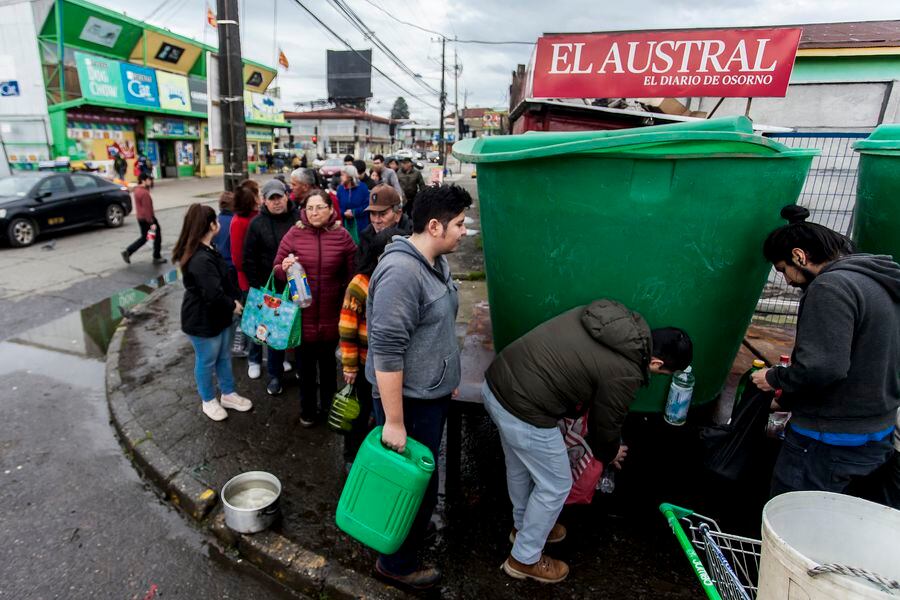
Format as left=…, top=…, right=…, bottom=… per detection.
left=240, top=271, right=302, bottom=350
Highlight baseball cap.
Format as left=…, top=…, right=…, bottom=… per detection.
left=262, top=179, right=286, bottom=199
left=365, top=184, right=401, bottom=211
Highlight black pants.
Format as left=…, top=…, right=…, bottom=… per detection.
left=373, top=394, right=450, bottom=575
left=125, top=218, right=161, bottom=259
left=298, top=340, right=338, bottom=420
left=343, top=374, right=374, bottom=462
left=771, top=426, right=893, bottom=498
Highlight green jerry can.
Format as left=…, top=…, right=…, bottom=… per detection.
left=335, top=426, right=435, bottom=554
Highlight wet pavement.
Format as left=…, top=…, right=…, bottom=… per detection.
left=0, top=273, right=303, bottom=599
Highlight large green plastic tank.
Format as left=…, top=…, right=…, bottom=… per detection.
left=453, top=117, right=818, bottom=412
left=853, top=125, right=900, bottom=261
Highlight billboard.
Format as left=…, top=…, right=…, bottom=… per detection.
left=188, top=76, right=208, bottom=113
left=156, top=71, right=192, bottom=113
left=120, top=63, right=159, bottom=108
left=75, top=52, right=124, bottom=103
left=327, top=50, right=373, bottom=100
left=532, top=27, right=801, bottom=99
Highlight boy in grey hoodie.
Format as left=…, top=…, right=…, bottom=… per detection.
left=365, top=184, right=472, bottom=590
left=753, top=206, right=900, bottom=502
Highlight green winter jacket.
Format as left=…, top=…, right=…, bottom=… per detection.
left=485, top=299, right=651, bottom=463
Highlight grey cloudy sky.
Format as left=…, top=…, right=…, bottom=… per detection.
left=92, top=0, right=900, bottom=121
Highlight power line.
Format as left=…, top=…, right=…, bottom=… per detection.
left=325, top=0, right=441, bottom=96
left=288, top=0, right=440, bottom=110
left=357, top=0, right=534, bottom=45
left=142, top=0, right=178, bottom=22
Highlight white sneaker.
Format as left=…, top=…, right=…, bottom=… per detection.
left=221, top=392, right=253, bottom=412
left=202, top=399, right=228, bottom=421
left=248, top=363, right=262, bottom=379
left=282, top=360, right=293, bottom=373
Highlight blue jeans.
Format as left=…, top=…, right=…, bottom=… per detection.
left=248, top=342, right=284, bottom=378
left=187, top=327, right=236, bottom=402
left=771, top=426, right=893, bottom=498
left=482, top=382, right=572, bottom=565
left=372, top=393, right=449, bottom=575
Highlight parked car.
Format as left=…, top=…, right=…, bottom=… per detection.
left=427, top=151, right=440, bottom=163
left=318, top=157, right=345, bottom=180
left=396, top=148, right=415, bottom=159
left=0, top=172, right=132, bottom=247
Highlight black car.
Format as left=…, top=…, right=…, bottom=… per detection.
left=0, top=172, right=132, bottom=247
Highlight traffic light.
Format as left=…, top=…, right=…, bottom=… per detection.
left=311, top=135, right=318, bottom=144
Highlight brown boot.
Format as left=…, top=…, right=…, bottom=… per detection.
left=501, top=553, right=569, bottom=583
left=509, top=522, right=567, bottom=544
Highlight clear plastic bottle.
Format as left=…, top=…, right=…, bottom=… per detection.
left=664, top=366, right=695, bottom=426
left=768, top=354, right=792, bottom=439
left=286, top=254, right=313, bottom=308
left=597, top=469, right=616, bottom=494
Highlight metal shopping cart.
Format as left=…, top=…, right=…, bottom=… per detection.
left=660, top=503, right=762, bottom=600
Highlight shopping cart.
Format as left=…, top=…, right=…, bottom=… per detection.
left=660, top=503, right=762, bottom=600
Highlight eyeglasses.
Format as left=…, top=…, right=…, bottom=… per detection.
left=305, top=205, right=329, bottom=212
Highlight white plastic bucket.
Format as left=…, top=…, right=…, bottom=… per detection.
left=758, top=491, right=900, bottom=599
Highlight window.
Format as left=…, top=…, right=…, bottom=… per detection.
left=36, top=176, right=69, bottom=197
left=155, top=43, right=185, bottom=64
left=246, top=71, right=263, bottom=87
left=71, top=174, right=99, bottom=190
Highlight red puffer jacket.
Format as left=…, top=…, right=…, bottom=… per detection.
left=273, top=209, right=357, bottom=342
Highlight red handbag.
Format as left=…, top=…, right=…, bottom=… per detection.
left=559, top=414, right=604, bottom=505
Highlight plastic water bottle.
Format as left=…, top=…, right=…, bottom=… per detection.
left=664, top=366, right=695, bottom=426
left=773, top=354, right=790, bottom=400
left=286, top=254, right=312, bottom=308
left=597, top=469, right=616, bottom=494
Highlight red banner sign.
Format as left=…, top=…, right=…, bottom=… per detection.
left=532, top=27, right=801, bottom=99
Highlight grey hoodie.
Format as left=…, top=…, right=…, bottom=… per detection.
left=767, top=254, right=900, bottom=434
left=365, top=236, right=460, bottom=399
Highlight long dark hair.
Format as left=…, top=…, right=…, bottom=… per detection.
left=763, top=205, right=855, bottom=265
left=233, top=181, right=259, bottom=217
left=173, top=204, right=217, bottom=266
left=356, top=230, right=393, bottom=277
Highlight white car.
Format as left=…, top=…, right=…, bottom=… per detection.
left=396, top=149, right=415, bottom=159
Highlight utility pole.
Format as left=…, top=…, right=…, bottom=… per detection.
left=454, top=38, right=460, bottom=143
left=217, top=0, right=248, bottom=192
left=438, top=36, right=446, bottom=171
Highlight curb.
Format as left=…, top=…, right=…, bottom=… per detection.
left=104, top=286, right=407, bottom=599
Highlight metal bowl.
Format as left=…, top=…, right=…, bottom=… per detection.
left=221, top=471, right=282, bottom=534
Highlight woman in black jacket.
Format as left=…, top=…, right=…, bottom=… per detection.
left=174, top=204, right=253, bottom=421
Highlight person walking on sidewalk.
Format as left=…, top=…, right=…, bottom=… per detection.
left=397, top=157, right=425, bottom=218
left=121, top=173, right=165, bottom=265
left=242, top=180, right=298, bottom=396
left=752, top=205, right=900, bottom=502
left=365, top=184, right=472, bottom=590
left=339, top=230, right=392, bottom=467
left=229, top=182, right=260, bottom=363
left=173, top=204, right=253, bottom=422
left=483, top=300, right=693, bottom=583
left=371, top=154, right=403, bottom=199
left=274, top=189, right=356, bottom=427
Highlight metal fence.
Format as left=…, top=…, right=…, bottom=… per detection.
left=754, top=133, right=868, bottom=324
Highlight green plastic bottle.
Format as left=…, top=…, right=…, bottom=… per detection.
left=328, top=385, right=361, bottom=433
left=335, top=427, right=435, bottom=554
left=733, top=359, right=766, bottom=409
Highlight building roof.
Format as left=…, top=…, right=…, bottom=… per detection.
left=283, top=107, right=393, bottom=124
left=799, top=20, right=900, bottom=49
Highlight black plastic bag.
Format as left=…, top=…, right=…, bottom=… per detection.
left=700, top=388, right=773, bottom=481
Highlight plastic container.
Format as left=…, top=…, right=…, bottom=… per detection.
left=327, top=384, right=360, bottom=433
left=336, top=426, right=435, bottom=554
left=758, top=491, right=900, bottom=599
left=286, top=254, right=313, bottom=308
left=733, top=359, right=766, bottom=409
left=452, top=116, right=818, bottom=412
left=664, top=366, right=695, bottom=426
left=853, top=125, right=900, bottom=261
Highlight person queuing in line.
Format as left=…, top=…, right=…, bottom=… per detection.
left=365, top=185, right=472, bottom=590
left=331, top=154, right=355, bottom=191
left=397, top=157, right=426, bottom=218
left=752, top=205, right=900, bottom=504
left=229, top=181, right=260, bottom=361
left=212, top=191, right=236, bottom=286
left=339, top=230, right=393, bottom=468
left=371, top=154, right=404, bottom=199
left=241, top=180, right=299, bottom=396
left=354, top=159, right=376, bottom=190
left=483, top=300, right=692, bottom=584
left=274, top=189, right=357, bottom=427
left=337, top=165, right=371, bottom=236
left=289, top=167, right=315, bottom=206
left=369, top=166, right=383, bottom=187
left=173, top=204, right=252, bottom=422
left=356, top=184, right=412, bottom=260
left=121, top=173, right=166, bottom=265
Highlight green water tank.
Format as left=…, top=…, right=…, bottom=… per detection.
left=336, top=427, right=435, bottom=554
left=853, top=125, right=900, bottom=261
left=453, top=116, right=818, bottom=412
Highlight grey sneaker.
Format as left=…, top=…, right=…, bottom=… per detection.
left=201, top=399, right=228, bottom=421
left=220, top=392, right=252, bottom=412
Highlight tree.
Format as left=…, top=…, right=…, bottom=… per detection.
left=391, top=97, right=410, bottom=120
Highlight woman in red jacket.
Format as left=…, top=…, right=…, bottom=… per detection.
left=229, top=181, right=260, bottom=366
left=274, top=188, right=356, bottom=427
